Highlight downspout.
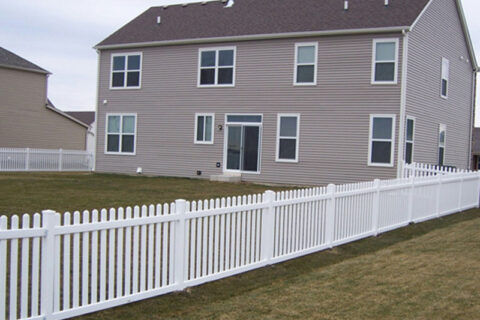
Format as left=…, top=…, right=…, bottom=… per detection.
left=467, top=71, right=477, bottom=169
left=92, top=49, right=101, bottom=172
left=397, top=29, right=409, bottom=178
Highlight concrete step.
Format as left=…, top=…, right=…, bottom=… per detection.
left=210, top=173, right=242, bottom=183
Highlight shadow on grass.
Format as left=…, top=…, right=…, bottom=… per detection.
left=76, top=209, right=480, bottom=319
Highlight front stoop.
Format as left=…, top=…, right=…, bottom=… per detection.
left=210, top=173, right=242, bottom=183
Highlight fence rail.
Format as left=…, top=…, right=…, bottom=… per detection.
left=0, top=148, right=93, bottom=172
left=1, top=170, right=480, bottom=320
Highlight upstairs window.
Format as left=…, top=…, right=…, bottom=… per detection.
left=294, top=43, right=317, bottom=85
left=438, top=124, right=446, bottom=166
left=441, top=58, right=449, bottom=98
left=369, top=115, right=396, bottom=166
left=372, top=39, right=398, bottom=84
left=195, top=113, right=214, bottom=144
left=276, top=114, right=300, bottom=162
left=198, top=47, right=236, bottom=86
left=106, top=114, right=137, bottom=154
left=111, top=53, right=142, bottom=89
left=405, top=117, right=415, bottom=164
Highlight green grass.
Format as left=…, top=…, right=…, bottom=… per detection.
left=0, top=172, right=288, bottom=216
left=74, top=209, right=480, bottom=320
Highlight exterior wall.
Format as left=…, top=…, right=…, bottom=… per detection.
left=405, top=0, right=475, bottom=169
left=0, top=67, right=87, bottom=150
left=96, top=33, right=404, bottom=186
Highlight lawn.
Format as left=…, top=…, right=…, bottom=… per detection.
left=74, top=209, right=480, bottom=320
left=0, top=172, right=288, bottom=216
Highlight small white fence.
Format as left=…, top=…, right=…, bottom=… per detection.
left=1, top=171, right=480, bottom=320
left=0, top=148, right=93, bottom=172
left=402, top=161, right=469, bottom=178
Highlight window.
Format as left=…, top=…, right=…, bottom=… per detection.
left=294, top=43, right=317, bottom=85
left=441, top=58, right=449, bottom=98
left=195, top=113, right=214, bottom=144
left=111, top=53, right=142, bottom=89
left=438, top=124, right=446, bottom=166
left=276, top=114, right=300, bottom=162
left=106, top=114, right=137, bottom=154
left=369, top=115, right=396, bottom=166
left=198, top=47, right=235, bottom=86
left=405, top=117, right=415, bottom=164
left=372, top=39, right=398, bottom=84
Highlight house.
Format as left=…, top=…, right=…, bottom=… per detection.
left=471, top=128, right=480, bottom=170
left=94, top=0, right=477, bottom=186
left=0, top=47, right=89, bottom=150
left=65, top=111, right=96, bottom=155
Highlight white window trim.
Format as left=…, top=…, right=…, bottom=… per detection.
left=197, top=46, right=236, bottom=88
left=194, top=113, right=215, bottom=145
left=368, top=114, right=396, bottom=167
left=276, top=114, right=300, bottom=163
left=441, top=57, right=449, bottom=99
left=104, top=113, right=138, bottom=155
left=294, top=42, right=318, bottom=86
left=405, top=116, right=416, bottom=164
left=371, top=38, right=399, bottom=85
left=223, top=114, right=263, bottom=175
left=439, top=124, right=446, bottom=165
left=110, top=52, right=143, bottom=90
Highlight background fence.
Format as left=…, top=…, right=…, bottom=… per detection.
left=401, top=161, right=468, bottom=178
left=0, top=148, right=93, bottom=172
left=1, top=169, right=479, bottom=320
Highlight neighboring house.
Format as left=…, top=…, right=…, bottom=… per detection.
left=66, top=111, right=96, bottom=155
left=471, top=128, right=480, bottom=170
left=94, top=0, right=477, bottom=186
left=0, top=47, right=89, bottom=150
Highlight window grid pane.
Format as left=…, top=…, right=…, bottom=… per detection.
left=205, top=116, right=213, bottom=141
left=297, top=46, right=315, bottom=64
left=280, top=117, right=298, bottom=137
left=197, top=116, right=205, bottom=141
left=372, top=118, right=393, bottom=139
left=376, top=42, right=395, bottom=61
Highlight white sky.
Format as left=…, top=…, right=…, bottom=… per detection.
left=1, top=0, right=479, bottom=122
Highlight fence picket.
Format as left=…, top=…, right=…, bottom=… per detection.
left=20, top=215, right=30, bottom=318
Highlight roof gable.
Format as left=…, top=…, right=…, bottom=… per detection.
left=97, top=0, right=430, bottom=48
left=0, top=47, right=49, bottom=74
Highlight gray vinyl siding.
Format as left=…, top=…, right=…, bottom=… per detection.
left=0, top=67, right=87, bottom=150
left=96, top=33, right=403, bottom=186
left=405, top=0, right=475, bottom=169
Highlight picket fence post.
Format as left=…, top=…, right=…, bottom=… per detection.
left=435, top=174, right=442, bottom=217
left=407, top=175, right=415, bottom=222
left=261, top=190, right=275, bottom=264
left=41, top=210, right=59, bottom=319
left=174, top=199, right=187, bottom=291
left=326, top=184, right=336, bottom=248
left=25, top=148, right=30, bottom=171
left=457, top=172, right=464, bottom=211
left=476, top=172, right=480, bottom=208
left=372, top=179, right=381, bottom=236
left=58, top=149, right=63, bottom=171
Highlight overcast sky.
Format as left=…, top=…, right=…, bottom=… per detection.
left=1, top=0, right=479, bottom=119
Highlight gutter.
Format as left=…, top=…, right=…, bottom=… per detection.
left=45, top=104, right=90, bottom=129
left=94, top=26, right=410, bottom=50
left=0, top=63, right=50, bottom=75
left=397, top=29, right=410, bottom=178
left=468, top=71, right=477, bottom=169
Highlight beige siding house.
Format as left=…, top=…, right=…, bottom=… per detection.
left=94, top=0, right=477, bottom=186
left=0, top=47, right=89, bottom=150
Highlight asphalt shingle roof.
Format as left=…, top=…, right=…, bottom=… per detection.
left=97, top=0, right=430, bottom=47
left=0, top=47, right=49, bottom=74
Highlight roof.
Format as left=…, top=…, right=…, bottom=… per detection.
left=66, top=111, right=96, bottom=126
left=97, top=0, right=430, bottom=48
left=0, top=47, right=49, bottom=74
left=46, top=100, right=90, bottom=129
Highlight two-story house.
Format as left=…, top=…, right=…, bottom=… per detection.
left=94, top=0, right=477, bottom=186
left=0, top=47, right=90, bottom=150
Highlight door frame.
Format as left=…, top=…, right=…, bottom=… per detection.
left=223, top=114, right=263, bottom=175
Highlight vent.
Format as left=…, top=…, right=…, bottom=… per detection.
left=344, top=1, right=349, bottom=11
left=225, top=0, right=234, bottom=8
left=385, top=0, right=389, bottom=6
left=156, top=16, right=161, bottom=24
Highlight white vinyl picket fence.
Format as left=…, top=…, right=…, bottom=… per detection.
left=0, top=148, right=93, bottom=172
left=401, top=161, right=468, bottom=178
left=1, top=170, right=480, bottom=320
